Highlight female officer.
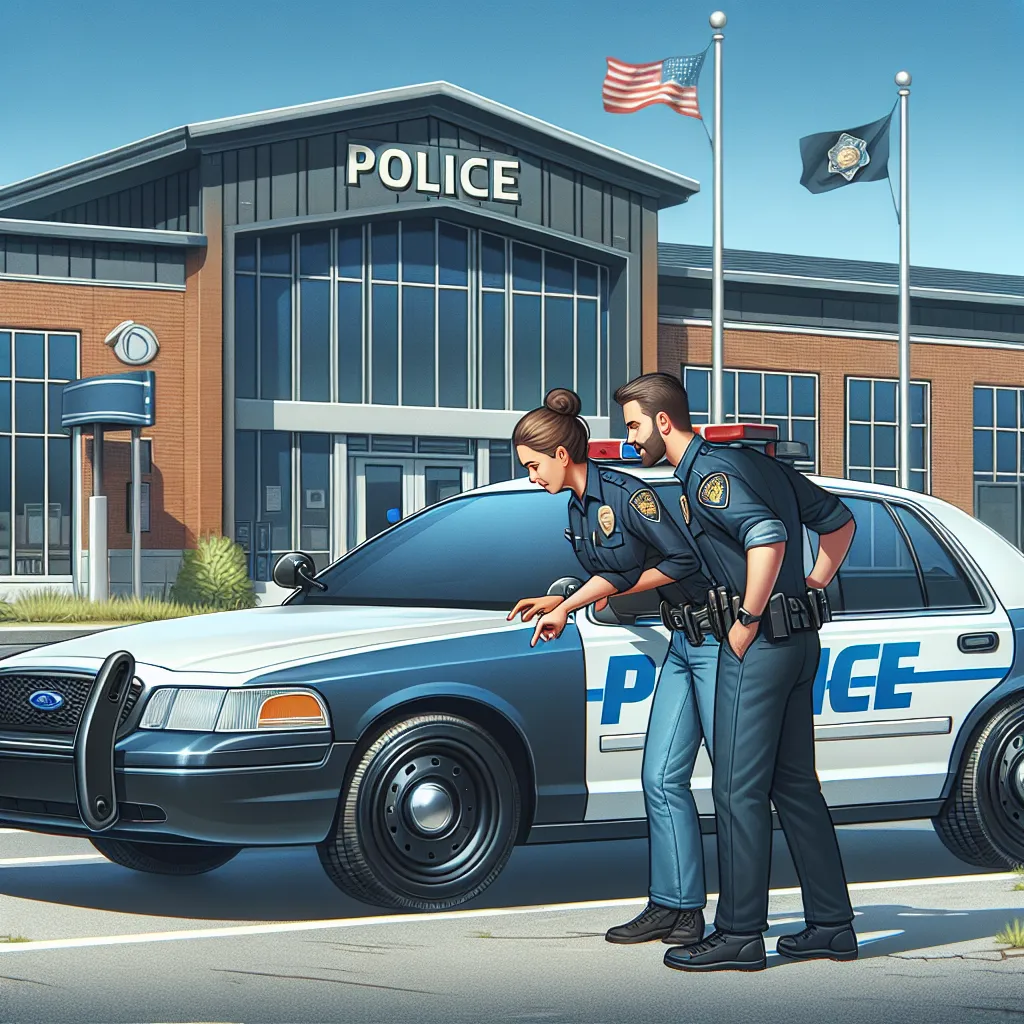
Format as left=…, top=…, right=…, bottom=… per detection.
left=507, top=387, right=720, bottom=950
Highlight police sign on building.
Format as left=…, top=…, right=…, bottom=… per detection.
left=346, top=142, right=521, bottom=203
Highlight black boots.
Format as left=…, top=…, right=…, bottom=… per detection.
left=605, top=902, right=705, bottom=945
left=776, top=923, right=859, bottom=962
left=664, top=929, right=767, bottom=972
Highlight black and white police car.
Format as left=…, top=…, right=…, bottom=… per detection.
left=0, top=423, right=1021, bottom=911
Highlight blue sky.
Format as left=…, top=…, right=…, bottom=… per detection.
left=2, top=0, right=1021, bottom=275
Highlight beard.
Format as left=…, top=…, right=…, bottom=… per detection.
left=634, top=427, right=666, bottom=467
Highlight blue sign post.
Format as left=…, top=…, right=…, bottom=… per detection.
left=62, top=371, right=156, bottom=601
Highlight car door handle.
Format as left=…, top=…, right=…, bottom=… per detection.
left=958, top=632, right=999, bottom=653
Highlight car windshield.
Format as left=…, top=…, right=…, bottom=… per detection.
left=299, top=489, right=585, bottom=609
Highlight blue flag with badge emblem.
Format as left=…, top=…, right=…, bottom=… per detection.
left=798, top=110, right=894, bottom=194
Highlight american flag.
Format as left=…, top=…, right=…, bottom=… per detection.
left=602, top=52, right=706, bottom=119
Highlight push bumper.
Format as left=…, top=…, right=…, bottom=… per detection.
left=0, top=727, right=354, bottom=846
left=0, top=741, right=354, bottom=843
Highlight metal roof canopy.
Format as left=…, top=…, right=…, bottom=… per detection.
left=0, top=82, right=700, bottom=218
left=61, top=371, right=156, bottom=430
left=658, top=242, right=1024, bottom=302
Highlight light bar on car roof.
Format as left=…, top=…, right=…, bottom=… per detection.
left=695, top=423, right=779, bottom=442
left=588, top=440, right=642, bottom=461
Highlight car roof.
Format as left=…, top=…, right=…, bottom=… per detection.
left=474, top=463, right=945, bottom=508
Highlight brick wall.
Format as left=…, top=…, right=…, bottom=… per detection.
left=658, top=321, right=1024, bottom=516
left=0, top=268, right=220, bottom=553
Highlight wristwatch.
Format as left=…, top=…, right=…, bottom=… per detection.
left=737, top=607, right=762, bottom=627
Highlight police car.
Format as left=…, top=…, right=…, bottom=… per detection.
left=0, top=424, right=1022, bottom=912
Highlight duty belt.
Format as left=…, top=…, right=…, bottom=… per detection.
left=659, top=586, right=737, bottom=647
left=661, top=586, right=832, bottom=646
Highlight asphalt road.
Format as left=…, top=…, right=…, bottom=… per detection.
left=0, top=822, right=1020, bottom=1023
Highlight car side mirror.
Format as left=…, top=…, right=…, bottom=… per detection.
left=547, top=576, right=583, bottom=599
left=272, top=552, right=327, bottom=592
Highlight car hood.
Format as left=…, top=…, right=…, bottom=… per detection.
left=0, top=605, right=518, bottom=675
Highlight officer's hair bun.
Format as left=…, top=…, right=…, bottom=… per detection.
left=544, top=388, right=582, bottom=418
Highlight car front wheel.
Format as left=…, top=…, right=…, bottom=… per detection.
left=318, top=713, right=521, bottom=911
left=933, top=695, right=1024, bottom=868
left=90, top=838, right=241, bottom=875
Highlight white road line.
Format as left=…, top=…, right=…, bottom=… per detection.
left=0, top=829, right=25, bottom=835
left=0, top=871, right=1013, bottom=956
left=0, top=854, right=104, bottom=867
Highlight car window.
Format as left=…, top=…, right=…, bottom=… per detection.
left=303, top=490, right=584, bottom=609
left=833, top=497, right=925, bottom=613
left=889, top=504, right=983, bottom=609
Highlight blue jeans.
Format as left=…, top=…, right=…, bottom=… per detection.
left=642, top=629, right=719, bottom=911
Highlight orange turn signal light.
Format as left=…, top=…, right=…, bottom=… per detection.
left=256, top=692, right=327, bottom=729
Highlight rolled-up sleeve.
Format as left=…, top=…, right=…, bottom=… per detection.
left=778, top=461, right=853, bottom=534
left=698, top=459, right=788, bottom=550
left=593, top=566, right=637, bottom=591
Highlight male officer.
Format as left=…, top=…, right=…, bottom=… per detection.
left=510, top=407, right=721, bottom=950
left=614, top=373, right=858, bottom=973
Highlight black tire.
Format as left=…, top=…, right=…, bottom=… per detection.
left=317, top=713, right=520, bottom=911
left=90, top=838, right=241, bottom=876
left=933, top=694, right=1024, bottom=869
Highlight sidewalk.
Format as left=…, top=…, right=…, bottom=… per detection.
left=0, top=624, right=111, bottom=659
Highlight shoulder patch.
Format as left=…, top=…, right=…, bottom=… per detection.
left=698, top=472, right=730, bottom=509
left=629, top=488, right=660, bottom=522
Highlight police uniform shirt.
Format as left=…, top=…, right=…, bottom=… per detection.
left=673, top=438, right=853, bottom=600
left=566, top=461, right=711, bottom=604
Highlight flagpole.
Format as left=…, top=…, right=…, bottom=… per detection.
left=896, top=70, right=911, bottom=490
left=709, top=11, right=726, bottom=422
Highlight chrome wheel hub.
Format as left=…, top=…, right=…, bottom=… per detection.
left=406, top=781, right=455, bottom=835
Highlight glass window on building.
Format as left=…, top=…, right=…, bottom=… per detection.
left=494, top=239, right=604, bottom=416
left=235, top=429, right=337, bottom=580
left=488, top=440, right=513, bottom=484
left=0, top=330, right=78, bottom=576
left=299, top=433, right=331, bottom=572
left=846, top=377, right=930, bottom=492
left=236, top=220, right=610, bottom=415
left=682, top=365, right=818, bottom=471
left=973, top=385, right=1024, bottom=548
left=233, top=233, right=293, bottom=402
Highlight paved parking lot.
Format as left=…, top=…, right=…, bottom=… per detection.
left=0, top=822, right=1020, bottom=1023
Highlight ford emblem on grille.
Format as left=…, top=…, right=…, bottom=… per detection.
left=28, top=690, right=65, bottom=711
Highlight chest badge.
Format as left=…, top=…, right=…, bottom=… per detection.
left=629, top=489, right=660, bottom=522
left=597, top=505, right=616, bottom=537
left=680, top=494, right=691, bottom=525
left=698, top=472, right=730, bottom=509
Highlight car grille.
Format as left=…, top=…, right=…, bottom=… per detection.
left=0, top=673, right=143, bottom=735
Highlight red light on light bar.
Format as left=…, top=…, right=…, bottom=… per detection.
left=696, top=423, right=779, bottom=442
left=589, top=440, right=623, bottom=460
left=588, top=440, right=642, bottom=461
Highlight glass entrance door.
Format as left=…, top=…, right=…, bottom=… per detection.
left=352, top=458, right=474, bottom=544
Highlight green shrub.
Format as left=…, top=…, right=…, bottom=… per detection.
left=0, top=589, right=209, bottom=623
left=995, top=919, right=1024, bottom=948
left=169, top=534, right=257, bottom=611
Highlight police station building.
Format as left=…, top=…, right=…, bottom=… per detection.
left=0, top=82, right=1021, bottom=599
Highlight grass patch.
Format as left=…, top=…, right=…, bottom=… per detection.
left=0, top=589, right=218, bottom=624
left=996, top=919, right=1024, bottom=948
left=472, top=931, right=494, bottom=939
left=0, top=935, right=30, bottom=943
left=1013, top=864, right=1024, bottom=892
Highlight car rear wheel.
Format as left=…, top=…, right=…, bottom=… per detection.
left=933, top=695, right=1024, bottom=869
left=317, top=713, right=520, bottom=911
left=89, top=838, right=241, bottom=875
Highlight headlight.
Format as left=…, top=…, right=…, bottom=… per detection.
left=138, top=687, right=330, bottom=732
